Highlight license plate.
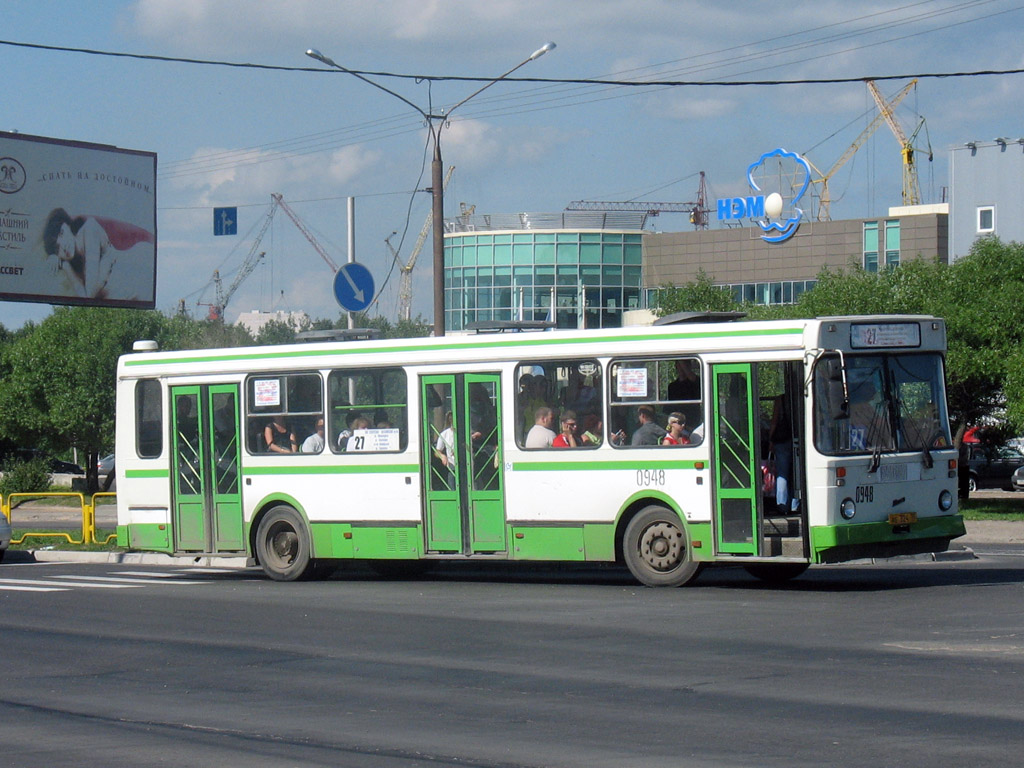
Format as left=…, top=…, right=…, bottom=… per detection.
left=888, top=512, right=917, bottom=525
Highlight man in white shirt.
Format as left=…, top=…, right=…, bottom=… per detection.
left=301, top=417, right=325, bottom=453
left=525, top=406, right=557, bottom=448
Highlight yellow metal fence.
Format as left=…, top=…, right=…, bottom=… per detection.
left=1, top=491, right=117, bottom=546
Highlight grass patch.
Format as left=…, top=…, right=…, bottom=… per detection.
left=961, top=496, right=1024, bottom=521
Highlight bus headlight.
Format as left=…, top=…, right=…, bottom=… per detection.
left=840, top=498, right=856, bottom=520
left=938, top=490, right=954, bottom=511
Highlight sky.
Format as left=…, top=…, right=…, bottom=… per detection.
left=3, top=0, right=1022, bottom=329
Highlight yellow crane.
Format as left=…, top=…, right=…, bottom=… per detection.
left=807, top=79, right=917, bottom=221
left=867, top=79, right=931, bottom=207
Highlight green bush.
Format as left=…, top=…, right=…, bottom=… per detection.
left=0, top=457, right=52, bottom=498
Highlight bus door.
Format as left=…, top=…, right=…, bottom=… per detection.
left=420, top=373, right=506, bottom=555
left=710, top=364, right=759, bottom=555
left=170, top=384, right=244, bottom=553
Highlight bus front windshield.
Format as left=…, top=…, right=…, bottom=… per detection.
left=813, top=352, right=951, bottom=455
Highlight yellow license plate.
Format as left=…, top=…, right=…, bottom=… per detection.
left=888, top=512, right=918, bottom=525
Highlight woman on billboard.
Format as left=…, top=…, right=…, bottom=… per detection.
left=41, top=208, right=154, bottom=300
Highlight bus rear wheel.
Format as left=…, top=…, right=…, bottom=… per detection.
left=623, top=506, right=700, bottom=587
left=256, top=505, right=315, bottom=581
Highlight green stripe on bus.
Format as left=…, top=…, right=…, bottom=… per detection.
left=243, top=464, right=419, bottom=476
left=513, top=459, right=703, bottom=471
left=123, top=325, right=804, bottom=367
left=125, top=469, right=170, bottom=478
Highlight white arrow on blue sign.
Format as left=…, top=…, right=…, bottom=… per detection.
left=333, top=262, right=375, bottom=312
left=214, top=207, right=237, bottom=236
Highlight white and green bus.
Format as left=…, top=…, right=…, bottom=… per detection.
left=114, top=314, right=964, bottom=585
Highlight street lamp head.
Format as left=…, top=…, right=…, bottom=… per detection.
left=530, top=42, right=557, bottom=60
left=306, top=48, right=337, bottom=68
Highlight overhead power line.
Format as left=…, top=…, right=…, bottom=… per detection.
left=2, top=38, right=1022, bottom=87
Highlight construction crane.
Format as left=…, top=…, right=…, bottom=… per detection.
left=198, top=196, right=281, bottom=320
left=565, top=171, right=710, bottom=229
left=271, top=193, right=339, bottom=273
left=867, top=79, right=932, bottom=206
left=806, top=80, right=917, bottom=221
left=387, top=166, right=454, bottom=322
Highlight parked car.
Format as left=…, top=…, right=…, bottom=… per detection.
left=1012, top=465, right=1024, bottom=492
left=49, top=458, right=85, bottom=475
left=5, top=448, right=83, bottom=475
left=97, top=454, right=115, bottom=475
left=966, top=444, right=1024, bottom=492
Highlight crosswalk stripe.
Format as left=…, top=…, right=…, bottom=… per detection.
left=53, top=575, right=207, bottom=585
left=0, top=585, right=67, bottom=592
left=0, top=578, right=137, bottom=589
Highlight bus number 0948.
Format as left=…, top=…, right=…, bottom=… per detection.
left=637, top=469, right=666, bottom=487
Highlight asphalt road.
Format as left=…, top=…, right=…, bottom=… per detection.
left=1, top=555, right=1023, bottom=767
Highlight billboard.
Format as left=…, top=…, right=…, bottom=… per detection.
left=0, top=132, right=156, bottom=309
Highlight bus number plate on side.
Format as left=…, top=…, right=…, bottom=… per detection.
left=637, top=470, right=666, bottom=487
left=855, top=485, right=874, bottom=503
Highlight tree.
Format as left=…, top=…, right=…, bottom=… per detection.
left=651, top=268, right=739, bottom=316
left=0, top=307, right=170, bottom=491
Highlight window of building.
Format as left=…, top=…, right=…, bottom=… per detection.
left=327, top=368, right=407, bottom=453
left=608, top=358, right=704, bottom=448
left=135, top=379, right=162, bottom=458
left=978, top=205, right=995, bottom=233
left=863, top=221, right=879, bottom=273
left=884, top=220, right=900, bottom=268
left=516, top=359, right=603, bottom=449
left=246, top=373, right=323, bottom=454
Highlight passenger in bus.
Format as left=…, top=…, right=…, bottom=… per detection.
left=552, top=411, right=580, bottom=447
left=434, top=411, right=455, bottom=466
left=336, top=411, right=364, bottom=450
left=525, top=406, right=557, bottom=448
left=342, top=417, right=371, bottom=451
left=769, top=395, right=795, bottom=513
left=301, top=417, right=325, bottom=453
left=631, top=405, right=667, bottom=446
left=265, top=416, right=297, bottom=454
left=667, top=359, right=700, bottom=401
left=580, top=413, right=603, bottom=446
left=662, top=413, right=690, bottom=446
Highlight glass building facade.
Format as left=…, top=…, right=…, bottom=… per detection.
left=444, top=217, right=644, bottom=331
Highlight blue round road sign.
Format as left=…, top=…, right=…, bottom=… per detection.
left=333, top=262, right=375, bottom=312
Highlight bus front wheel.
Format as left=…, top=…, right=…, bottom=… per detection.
left=623, top=506, right=700, bottom=587
left=256, top=505, right=315, bottom=581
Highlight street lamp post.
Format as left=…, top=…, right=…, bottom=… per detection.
left=306, top=43, right=555, bottom=336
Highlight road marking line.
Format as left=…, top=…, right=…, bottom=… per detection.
left=53, top=575, right=207, bottom=585
left=0, top=578, right=138, bottom=589
left=0, top=585, right=68, bottom=592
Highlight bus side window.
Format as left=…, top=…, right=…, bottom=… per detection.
left=327, top=368, right=408, bottom=453
left=135, top=379, right=163, bottom=458
left=245, top=373, right=324, bottom=456
left=609, top=357, right=704, bottom=447
left=515, top=359, right=602, bottom=449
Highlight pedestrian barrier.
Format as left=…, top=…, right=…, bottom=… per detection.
left=1, top=491, right=117, bottom=546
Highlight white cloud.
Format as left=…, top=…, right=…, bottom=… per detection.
left=166, top=144, right=382, bottom=206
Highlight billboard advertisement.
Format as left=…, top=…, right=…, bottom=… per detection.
left=0, top=132, right=156, bottom=309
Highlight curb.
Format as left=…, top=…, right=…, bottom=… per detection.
left=5, top=549, right=252, bottom=568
